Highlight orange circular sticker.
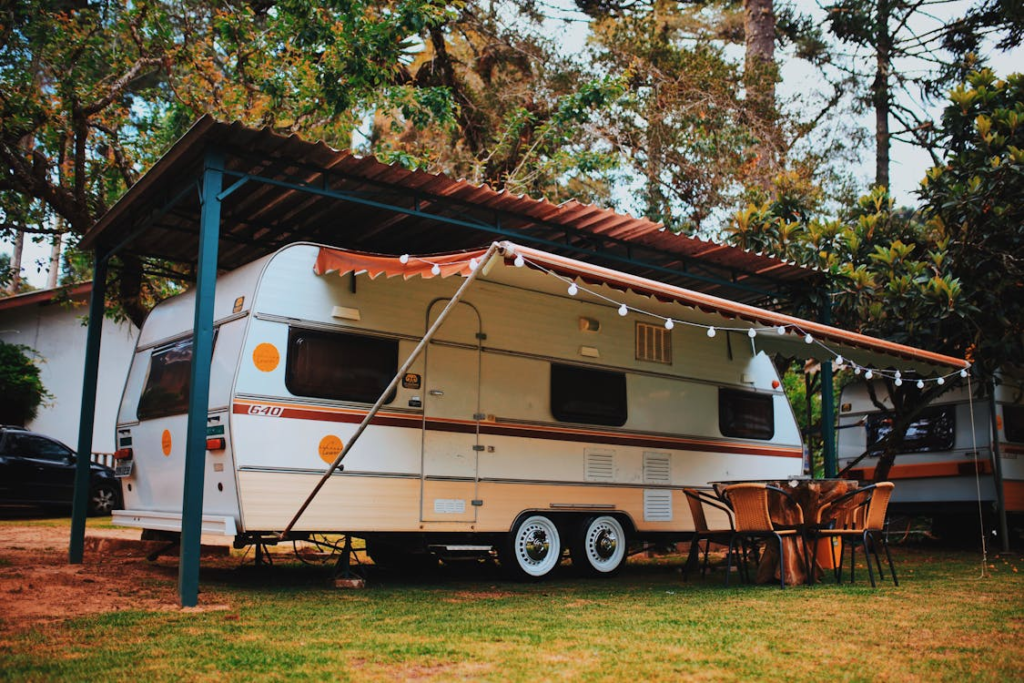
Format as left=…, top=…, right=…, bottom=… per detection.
left=318, top=435, right=344, bottom=464
left=161, top=429, right=172, bottom=456
left=252, top=343, right=280, bottom=372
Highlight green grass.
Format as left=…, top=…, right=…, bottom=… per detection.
left=0, top=514, right=120, bottom=531
left=1, top=547, right=1021, bottom=682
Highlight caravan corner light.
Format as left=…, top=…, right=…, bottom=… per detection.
left=206, top=438, right=226, bottom=451
left=114, top=448, right=133, bottom=460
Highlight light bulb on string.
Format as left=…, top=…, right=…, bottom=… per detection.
left=618, top=304, right=628, bottom=317
left=895, top=378, right=903, bottom=387
left=917, top=380, right=925, bottom=389
left=865, top=369, right=874, bottom=380
left=399, top=254, right=410, bottom=264
left=938, top=377, right=945, bottom=385
left=567, top=283, right=578, bottom=296
left=469, top=258, right=478, bottom=271
left=514, top=255, right=525, bottom=268
left=707, top=327, right=717, bottom=338
left=804, top=333, right=813, bottom=344
left=430, top=263, right=441, bottom=276
left=854, top=366, right=861, bottom=375
left=835, top=355, right=844, bottom=366
left=747, top=328, right=757, bottom=338
left=664, top=319, right=674, bottom=330
left=960, top=368, right=968, bottom=378
left=777, top=326, right=786, bottom=335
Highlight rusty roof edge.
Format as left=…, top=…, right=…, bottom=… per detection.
left=80, top=115, right=219, bottom=251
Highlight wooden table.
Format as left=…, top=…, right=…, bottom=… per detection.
left=712, top=478, right=859, bottom=585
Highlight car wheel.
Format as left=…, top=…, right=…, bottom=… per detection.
left=88, top=484, right=119, bottom=516
left=501, top=514, right=561, bottom=580
left=571, top=515, right=627, bottom=576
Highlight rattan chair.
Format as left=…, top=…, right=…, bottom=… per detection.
left=721, top=483, right=810, bottom=588
left=814, top=482, right=898, bottom=587
left=682, top=488, right=737, bottom=580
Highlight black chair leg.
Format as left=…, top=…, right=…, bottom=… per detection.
left=863, top=531, right=877, bottom=588
left=882, top=537, right=899, bottom=586
left=725, top=536, right=738, bottom=587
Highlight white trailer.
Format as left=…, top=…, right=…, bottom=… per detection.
left=111, top=241, right=964, bottom=578
left=837, top=377, right=1024, bottom=528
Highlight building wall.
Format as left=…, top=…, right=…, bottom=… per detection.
left=0, top=295, right=138, bottom=453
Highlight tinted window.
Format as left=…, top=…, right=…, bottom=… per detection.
left=866, top=405, right=955, bottom=454
left=3, top=433, right=72, bottom=461
left=286, top=328, right=398, bottom=404
left=1002, top=404, right=1024, bottom=443
left=550, top=364, right=627, bottom=427
left=719, top=389, right=775, bottom=440
left=138, top=335, right=216, bottom=420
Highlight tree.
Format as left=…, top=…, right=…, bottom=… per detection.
left=0, top=341, right=51, bottom=425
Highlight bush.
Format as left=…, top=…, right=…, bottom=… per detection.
left=0, top=341, right=50, bottom=425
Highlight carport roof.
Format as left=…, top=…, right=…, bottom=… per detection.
left=80, top=116, right=816, bottom=308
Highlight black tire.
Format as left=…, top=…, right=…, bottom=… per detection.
left=499, top=514, right=562, bottom=581
left=88, top=484, right=119, bottom=516
left=570, top=515, right=628, bottom=577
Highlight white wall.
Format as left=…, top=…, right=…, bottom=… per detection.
left=0, top=296, right=138, bottom=453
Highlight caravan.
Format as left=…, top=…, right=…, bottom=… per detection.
left=111, top=241, right=960, bottom=578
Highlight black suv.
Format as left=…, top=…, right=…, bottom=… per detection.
left=0, top=426, right=121, bottom=515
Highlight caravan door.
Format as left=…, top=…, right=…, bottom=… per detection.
left=421, top=299, right=482, bottom=522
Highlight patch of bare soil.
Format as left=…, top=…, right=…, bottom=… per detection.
left=0, top=519, right=234, bottom=639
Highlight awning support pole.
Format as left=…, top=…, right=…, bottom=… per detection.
left=820, top=293, right=837, bottom=478
left=68, top=252, right=109, bottom=563
left=988, top=387, right=1010, bottom=553
left=279, top=241, right=503, bottom=539
left=179, top=148, right=224, bottom=607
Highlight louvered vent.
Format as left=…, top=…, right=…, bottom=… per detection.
left=643, top=452, right=671, bottom=484
left=636, top=322, right=672, bottom=364
left=585, top=450, right=615, bottom=482
left=644, top=490, right=673, bottom=521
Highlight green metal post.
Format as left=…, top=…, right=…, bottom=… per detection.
left=69, top=254, right=109, bottom=563
left=820, top=294, right=837, bottom=478
left=179, top=149, right=223, bottom=607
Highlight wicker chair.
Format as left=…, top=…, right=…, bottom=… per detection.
left=814, top=482, right=898, bottom=587
left=721, top=483, right=810, bottom=588
left=682, top=488, right=736, bottom=580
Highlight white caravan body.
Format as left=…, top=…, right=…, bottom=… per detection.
left=837, top=378, right=1024, bottom=516
left=114, top=242, right=804, bottom=570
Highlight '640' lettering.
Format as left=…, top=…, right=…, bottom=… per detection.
left=247, top=404, right=284, bottom=417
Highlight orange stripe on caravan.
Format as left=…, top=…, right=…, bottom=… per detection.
left=231, top=399, right=801, bottom=458
left=849, top=460, right=993, bottom=481
left=1003, top=481, right=1024, bottom=512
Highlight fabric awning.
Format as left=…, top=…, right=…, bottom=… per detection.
left=313, top=241, right=969, bottom=377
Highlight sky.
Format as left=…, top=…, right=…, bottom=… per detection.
left=3, top=0, right=1021, bottom=289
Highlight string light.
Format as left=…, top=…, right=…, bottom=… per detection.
left=399, top=254, right=410, bottom=264
left=494, top=249, right=972, bottom=389
left=469, top=258, right=478, bottom=271
left=430, top=263, right=441, bottom=276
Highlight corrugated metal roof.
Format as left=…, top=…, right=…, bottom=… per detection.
left=81, top=116, right=817, bottom=307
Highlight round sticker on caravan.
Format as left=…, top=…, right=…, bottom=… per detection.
left=161, top=429, right=172, bottom=456
left=252, top=343, right=280, bottom=372
left=318, top=435, right=344, bottom=464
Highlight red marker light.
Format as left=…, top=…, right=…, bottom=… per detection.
left=206, top=438, right=226, bottom=451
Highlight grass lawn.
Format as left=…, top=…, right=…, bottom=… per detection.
left=0, top=537, right=1021, bottom=682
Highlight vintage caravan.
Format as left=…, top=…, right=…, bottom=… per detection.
left=112, top=240, right=958, bottom=578
left=836, top=377, right=1024, bottom=529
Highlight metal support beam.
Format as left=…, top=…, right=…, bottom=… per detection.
left=988, top=387, right=1010, bottom=553
left=820, top=296, right=837, bottom=478
left=179, top=149, right=224, bottom=607
left=69, top=253, right=109, bottom=563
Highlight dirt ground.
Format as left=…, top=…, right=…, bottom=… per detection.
left=0, top=511, right=236, bottom=638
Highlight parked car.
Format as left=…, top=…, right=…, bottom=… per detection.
left=0, top=426, right=121, bottom=515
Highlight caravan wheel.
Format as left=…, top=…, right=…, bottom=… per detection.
left=502, top=515, right=562, bottom=580
left=572, top=515, right=627, bottom=576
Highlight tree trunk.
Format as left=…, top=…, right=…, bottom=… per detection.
left=744, top=0, right=777, bottom=180
left=9, top=231, right=24, bottom=293
left=873, top=0, right=891, bottom=189
left=46, top=232, right=62, bottom=289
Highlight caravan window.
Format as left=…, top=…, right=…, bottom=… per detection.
left=286, top=328, right=398, bottom=404
left=137, top=335, right=215, bottom=420
left=550, top=364, right=627, bottom=427
left=1003, top=405, right=1024, bottom=443
left=719, top=389, right=775, bottom=440
left=865, top=405, right=955, bottom=454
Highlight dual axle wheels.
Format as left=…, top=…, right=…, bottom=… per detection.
left=501, top=514, right=627, bottom=580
